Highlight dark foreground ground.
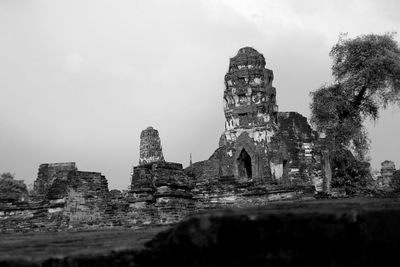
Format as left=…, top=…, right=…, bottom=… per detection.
left=0, top=227, right=168, bottom=265
left=2, top=198, right=400, bottom=266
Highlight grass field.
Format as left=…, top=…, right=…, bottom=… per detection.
left=0, top=226, right=168, bottom=263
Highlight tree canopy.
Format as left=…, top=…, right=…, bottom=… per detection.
left=0, top=172, right=15, bottom=180
left=311, top=33, right=400, bottom=154
left=310, top=33, right=400, bottom=190
left=331, top=33, right=400, bottom=117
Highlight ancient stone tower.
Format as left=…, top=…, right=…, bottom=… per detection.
left=222, top=46, right=278, bottom=132
left=189, top=47, right=320, bottom=185
left=218, top=47, right=280, bottom=182
left=139, top=126, right=164, bottom=165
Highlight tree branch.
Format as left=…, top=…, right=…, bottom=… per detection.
left=352, top=85, right=368, bottom=110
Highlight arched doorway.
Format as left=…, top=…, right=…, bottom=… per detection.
left=237, top=148, right=252, bottom=178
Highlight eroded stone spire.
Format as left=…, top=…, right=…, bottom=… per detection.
left=139, top=126, right=164, bottom=165
left=223, top=46, right=278, bottom=133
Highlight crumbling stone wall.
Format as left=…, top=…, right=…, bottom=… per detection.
left=33, top=162, right=77, bottom=200
left=61, top=171, right=110, bottom=225
left=0, top=163, right=111, bottom=232
left=129, top=162, right=194, bottom=225
left=33, top=163, right=109, bottom=205
left=191, top=178, right=314, bottom=211
left=276, top=112, right=321, bottom=184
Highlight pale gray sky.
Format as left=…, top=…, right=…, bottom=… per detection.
left=1, top=0, right=399, bottom=190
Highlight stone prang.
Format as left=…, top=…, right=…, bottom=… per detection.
left=189, top=47, right=321, bottom=185
left=139, top=127, right=164, bottom=165
left=223, top=46, right=278, bottom=131
left=218, top=47, right=280, bottom=182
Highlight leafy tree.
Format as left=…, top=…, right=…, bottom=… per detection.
left=311, top=84, right=368, bottom=161
left=310, top=33, right=400, bottom=191
left=331, top=33, right=400, bottom=114
left=0, top=172, right=28, bottom=202
left=0, top=172, right=15, bottom=180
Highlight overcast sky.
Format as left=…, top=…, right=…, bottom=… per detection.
left=1, top=0, right=399, bottom=190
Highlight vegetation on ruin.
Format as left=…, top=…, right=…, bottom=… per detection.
left=0, top=172, right=28, bottom=201
left=391, top=171, right=400, bottom=192
left=310, top=33, right=400, bottom=192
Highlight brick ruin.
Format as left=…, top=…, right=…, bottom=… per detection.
left=129, top=127, right=194, bottom=224
left=0, top=47, right=330, bottom=232
left=0, top=163, right=110, bottom=231
left=127, top=47, right=321, bottom=222
left=187, top=47, right=321, bottom=186
left=33, top=163, right=109, bottom=207
left=375, top=160, right=399, bottom=189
